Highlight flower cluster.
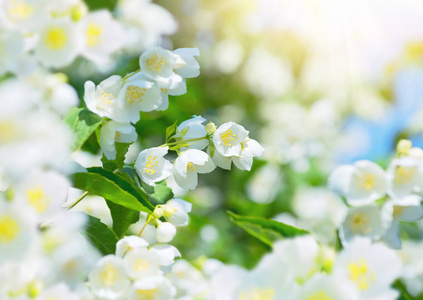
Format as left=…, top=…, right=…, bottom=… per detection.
left=211, top=236, right=403, bottom=300
left=86, top=198, right=192, bottom=300
left=85, top=46, right=200, bottom=160
left=134, top=116, right=264, bottom=191
left=0, top=0, right=176, bottom=73
left=329, top=139, right=423, bottom=248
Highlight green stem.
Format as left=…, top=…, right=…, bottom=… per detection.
left=161, top=135, right=210, bottom=148
left=138, top=214, right=153, bottom=237
left=121, top=69, right=141, bottom=81
left=67, top=191, right=89, bottom=209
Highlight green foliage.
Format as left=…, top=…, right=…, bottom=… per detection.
left=85, top=215, right=118, bottom=255
left=101, top=142, right=132, bottom=172
left=106, top=201, right=140, bottom=238
left=73, top=167, right=154, bottom=213
left=64, top=108, right=102, bottom=151
left=228, top=211, right=309, bottom=246
left=165, top=120, right=178, bottom=142
left=122, top=166, right=174, bottom=205
left=393, top=280, right=423, bottom=300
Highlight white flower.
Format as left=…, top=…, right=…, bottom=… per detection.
left=334, top=239, right=401, bottom=299
left=295, top=274, right=359, bottom=300
left=36, top=283, right=79, bottom=300
left=100, top=121, right=137, bottom=160
left=0, top=202, right=36, bottom=263
left=79, top=10, right=126, bottom=65
left=163, top=198, right=192, bottom=226
left=123, top=248, right=161, bottom=280
left=139, top=47, right=178, bottom=83
left=0, top=0, right=49, bottom=30
left=173, top=48, right=200, bottom=79
left=15, top=169, right=70, bottom=219
left=135, top=147, right=173, bottom=186
left=339, top=205, right=387, bottom=246
left=149, top=244, right=181, bottom=267
left=115, top=235, right=149, bottom=258
left=381, top=195, right=423, bottom=249
left=128, top=276, right=176, bottom=300
left=387, top=157, right=423, bottom=198
left=174, top=116, right=208, bottom=150
left=212, top=138, right=264, bottom=171
left=0, top=30, right=25, bottom=75
left=89, top=255, right=131, bottom=300
left=329, top=160, right=387, bottom=206
left=156, top=79, right=187, bottom=111
left=213, top=122, right=249, bottom=157
left=84, top=75, right=125, bottom=121
left=118, top=77, right=162, bottom=122
left=115, top=0, right=177, bottom=51
left=35, top=18, right=82, bottom=68
left=155, top=222, right=176, bottom=243
left=173, top=149, right=216, bottom=190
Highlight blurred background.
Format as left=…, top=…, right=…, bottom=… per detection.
left=73, top=0, right=423, bottom=269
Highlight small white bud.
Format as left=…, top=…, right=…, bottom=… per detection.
left=155, top=222, right=176, bottom=243
left=397, top=139, right=412, bottom=156
left=153, top=206, right=164, bottom=219
left=205, top=122, right=217, bottom=134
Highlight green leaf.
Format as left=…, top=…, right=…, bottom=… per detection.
left=73, top=167, right=154, bottom=213
left=140, top=180, right=174, bottom=205
left=165, top=120, right=178, bottom=142
left=122, top=166, right=173, bottom=205
left=179, top=126, right=189, bottom=138
left=393, top=280, right=423, bottom=300
left=227, top=211, right=309, bottom=246
left=106, top=201, right=140, bottom=238
left=85, top=215, right=118, bottom=255
left=64, top=108, right=102, bottom=151
left=101, top=142, right=131, bottom=172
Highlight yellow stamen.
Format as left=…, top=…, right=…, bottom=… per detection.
left=0, top=215, right=20, bottom=243
left=26, top=186, right=50, bottom=213
left=99, top=263, right=118, bottom=286
left=125, top=86, right=146, bottom=104
left=308, top=291, right=333, bottom=300
left=86, top=23, right=103, bottom=47
left=348, top=259, right=375, bottom=290
left=145, top=156, right=159, bottom=175
left=239, top=288, right=275, bottom=300
left=146, top=54, right=165, bottom=72
left=221, top=129, right=236, bottom=146
left=45, top=27, right=67, bottom=50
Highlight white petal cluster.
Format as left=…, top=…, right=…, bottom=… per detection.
left=0, top=0, right=177, bottom=74
left=210, top=236, right=403, bottom=300
left=329, top=140, right=423, bottom=248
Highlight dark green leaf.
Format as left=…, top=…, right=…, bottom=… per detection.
left=73, top=167, right=154, bottom=213
left=85, top=215, right=118, bottom=255
left=101, top=142, right=131, bottom=172
left=122, top=166, right=173, bottom=205
left=64, top=108, right=102, bottom=151
left=106, top=201, right=140, bottom=238
left=165, top=120, right=178, bottom=142
left=228, top=211, right=309, bottom=246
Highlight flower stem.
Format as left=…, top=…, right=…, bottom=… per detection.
left=67, top=191, right=89, bottom=209
left=121, top=69, right=141, bottom=81
left=161, top=135, right=211, bottom=148
left=138, top=214, right=153, bottom=237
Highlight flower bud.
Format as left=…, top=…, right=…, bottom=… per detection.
left=205, top=122, right=217, bottom=134
left=153, top=206, right=164, bottom=219
left=156, top=222, right=176, bottom=243
left=397, top=139, right=412, bottom=156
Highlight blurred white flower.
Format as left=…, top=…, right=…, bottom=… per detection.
left=329, top=160, right=387, bottom=206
